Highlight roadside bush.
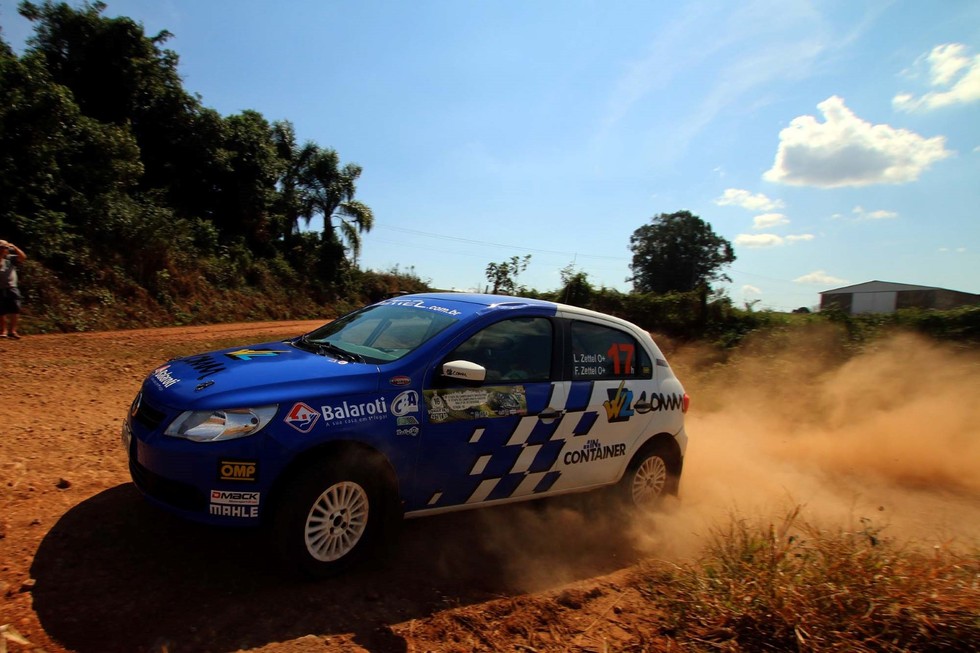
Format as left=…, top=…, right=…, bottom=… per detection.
left=650, top=508, right=980, bottom=652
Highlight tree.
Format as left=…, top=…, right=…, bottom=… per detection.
left=19, top=1, right=220, bottom=221
left=297, top=144, right=374, bottom=262
left=213, top=110, right=282, bottom=249
left=485, top=255, right=531, bottom=295
left=270, top=120, right=304, bottom=240
left=628, top=211, right=735, bottom=294
left=558, top=262, right=593, bottom=306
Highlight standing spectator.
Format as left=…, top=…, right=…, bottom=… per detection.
left=0, top=239, right=27, bottom=339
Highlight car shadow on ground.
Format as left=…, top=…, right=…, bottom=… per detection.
left=31, top=484, right=641, bottom=653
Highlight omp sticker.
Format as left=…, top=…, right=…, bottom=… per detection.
left=218, top=460, right=258, bottom=482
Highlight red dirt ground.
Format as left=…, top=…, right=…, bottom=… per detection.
left=0, top=323, right=677, bottom=653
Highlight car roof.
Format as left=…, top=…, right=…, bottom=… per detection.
left=405, top=292, right=557, bottom=309
left=400, top=293, right=650, bottom=337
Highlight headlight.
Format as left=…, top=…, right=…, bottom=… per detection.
left=165, top=405, right=279, bottom=442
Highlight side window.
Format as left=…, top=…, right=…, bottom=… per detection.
left=447, top=317, right=553, bottom=383
left=570, top=321, right=652, bottom=380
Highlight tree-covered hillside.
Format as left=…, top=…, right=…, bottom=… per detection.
left=1, top=1, right=411, bottom=331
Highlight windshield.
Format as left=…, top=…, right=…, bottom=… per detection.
left=297, top=304, right=459, bottom=363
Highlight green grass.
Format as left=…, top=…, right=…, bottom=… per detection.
left=644, top=508, right=980, bottom=652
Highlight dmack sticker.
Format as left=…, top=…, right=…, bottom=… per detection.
left=424, top=386, right=526, bottom=424
left=285, top=402, right=320, bottom=433
left=209, top=490, right=260, bottom=518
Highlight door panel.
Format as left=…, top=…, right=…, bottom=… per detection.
left=409, top=380, right=568, bottom=512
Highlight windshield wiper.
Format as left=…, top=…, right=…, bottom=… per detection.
left=293, top=335, right=319, bottom=352
left=294, top=335, right=364, bottom=363
left=315, top=341, right=364, bottom=363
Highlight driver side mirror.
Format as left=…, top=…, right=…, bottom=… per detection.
left=441, top=360, right=486, bottom=383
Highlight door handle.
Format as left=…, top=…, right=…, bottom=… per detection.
left=538, top=407, right=565, bottom=421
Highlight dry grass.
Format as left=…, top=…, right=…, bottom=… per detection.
left=643, top=507, right=980, bottom=652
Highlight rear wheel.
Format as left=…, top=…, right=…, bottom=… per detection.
left=619, top=442, right=679, bottom=510
left=273, top=456, right=390, bottom=577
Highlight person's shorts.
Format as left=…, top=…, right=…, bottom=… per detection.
left=0, top=287, right=22, bottom=314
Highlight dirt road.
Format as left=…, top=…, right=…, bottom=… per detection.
left=2, top=323, right=978, bottom=652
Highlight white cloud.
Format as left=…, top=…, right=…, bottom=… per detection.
left=763, top=96, right=951, bottom=187
left=735, top=232, right=813, bottom=247
left=894, top=43, right=980, bottom=112
left=715, top=188, right=785, bottom=211
left=852, top=206, right=898, bottom=220
left=742, top=284, right=762, bottom=296
left=735, top=233, right=784, bottom=248
left=938, top=247, right=967, bottom=254
left=794, top=270, right=847, bottom=285
left=753, top=212, right=789, bottom=229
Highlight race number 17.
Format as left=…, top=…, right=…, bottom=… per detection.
left=607, top=342, right=634, bottom=376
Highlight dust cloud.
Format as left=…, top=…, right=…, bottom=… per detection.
left=477, top=329, right=980, bottom=591
left=636, top=329, right=980, bottom=559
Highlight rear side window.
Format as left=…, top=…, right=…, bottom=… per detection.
left=570, top=321, right=652, bottom=380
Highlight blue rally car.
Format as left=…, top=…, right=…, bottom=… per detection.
left=123, top=293, right=689, bottom=575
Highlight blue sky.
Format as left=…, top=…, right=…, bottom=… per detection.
left=2, top=1, right=978, bottom=310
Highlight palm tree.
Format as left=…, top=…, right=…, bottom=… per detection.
left=297, top=143, right=374, bottom=261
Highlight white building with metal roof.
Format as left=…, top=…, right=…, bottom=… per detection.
left=820, top=281, right=980, bottom=314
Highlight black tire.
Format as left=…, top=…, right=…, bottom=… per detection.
left=619, top=441, right=679, bottom=510
left=272, top=455, right=390, bottom=577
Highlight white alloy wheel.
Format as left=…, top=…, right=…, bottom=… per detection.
left=304, top=481, right=370, bottom=562
left=631, top=455, right=667, bottom=506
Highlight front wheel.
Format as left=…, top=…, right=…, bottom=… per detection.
left=619, top=442, right=679, bottom=510
left=273, top=457, right=389, bottom=577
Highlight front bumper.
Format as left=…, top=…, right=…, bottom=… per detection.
left=122, top=398, right=280, bottom=526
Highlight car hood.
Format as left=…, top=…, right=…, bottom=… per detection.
left=140, top=339, right=381, bottom=409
